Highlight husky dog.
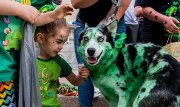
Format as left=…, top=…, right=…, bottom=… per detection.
left=78, top=18, right=180, bottom=107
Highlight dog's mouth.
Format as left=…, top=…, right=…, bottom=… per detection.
left=87, top=51, right=103, bottom=65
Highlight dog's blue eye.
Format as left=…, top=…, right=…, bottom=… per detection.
left=83, top=37, right=89, bottom=42
left=97, top=36, right=104, bottom=42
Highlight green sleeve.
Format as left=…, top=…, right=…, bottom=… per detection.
left=54, top=55, right=72, bottom=77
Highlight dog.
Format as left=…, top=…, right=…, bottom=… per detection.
left=78, top=18, right=180, bottom=107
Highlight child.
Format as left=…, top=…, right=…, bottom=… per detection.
left=0, top=1, right=73, bottom=106
left=34, top=19, right=89, bottom=107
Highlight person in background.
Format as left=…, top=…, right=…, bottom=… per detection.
left=34, top=19, right=89, bottom=107
left=124, top=0, right=139, bottom=43
left=134, top=0, right=153, bottom=43
left=70, top=0, right=131, bottom=106
left=140, top=0, right=179, bottom=46
left=0, top=0, right=73, bottom=106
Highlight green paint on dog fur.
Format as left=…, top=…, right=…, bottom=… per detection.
left=78, top=19, right=180, bottom=107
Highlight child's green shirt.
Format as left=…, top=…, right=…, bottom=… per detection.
left=36, top=55, right=72, bottom=107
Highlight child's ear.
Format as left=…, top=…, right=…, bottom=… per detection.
left=36, top=33, right=45, bottom=43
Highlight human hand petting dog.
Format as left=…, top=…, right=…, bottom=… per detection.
left=79, top=66, right=89, bottom=79
left=66, top=66, right=89, bottom=86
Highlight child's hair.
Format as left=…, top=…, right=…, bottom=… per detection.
left=34, top=19, right=68, bottom=41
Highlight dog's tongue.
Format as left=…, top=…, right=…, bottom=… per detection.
left=88, top=57, right=98, bottom=64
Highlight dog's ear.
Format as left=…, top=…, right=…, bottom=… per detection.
left=98, top=17, right=118, bottom=38
left=78, top=27, right=89, bottom=45
left=106, top=18, right=118, bottom=38
left=78, top=30, right=85, bottom=45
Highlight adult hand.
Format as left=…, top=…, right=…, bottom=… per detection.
left=52, top=4, right=73, bottom=20
left=163, top=16, right=179, bottom=34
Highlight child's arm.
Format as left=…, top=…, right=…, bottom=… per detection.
left=0, top=0, right=40, bottom=24
left=65, top=67, right=89, bottom=86
left=34, top=4, right=73, bottom=26
left=142, top=7, right=179, bottom=34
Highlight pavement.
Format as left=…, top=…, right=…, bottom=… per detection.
left=58, top=95, right=109, bottom=107
left=58, top=29, right=109, bottom=107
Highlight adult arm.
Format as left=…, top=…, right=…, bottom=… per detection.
left=0, top=0, right=40, bottom=24
left=106, top=0, right=131, bottom=21
left=71, top=0, right=98, bottom=9
left=134, top=0, right=143, bottom=17
left=35, top=4, right=73, bottom=26
left=0, top=1, right=73, bottom=26
left=0, top=0, right=24, bottom=15
left=142, top=7, right=179, bottom=33
left=134, top=6, right=143, bottom=17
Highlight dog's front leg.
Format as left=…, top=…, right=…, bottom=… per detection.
left=117, top=95, right=128, bottom=107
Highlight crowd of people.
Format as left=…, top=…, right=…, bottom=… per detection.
left=0, top=0, right=179, bottom=107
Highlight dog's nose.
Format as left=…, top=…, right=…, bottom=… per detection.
left=87, top=48, right=96, bottom=56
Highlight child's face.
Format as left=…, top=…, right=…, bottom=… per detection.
left=40, top=27, right=69, bottom=58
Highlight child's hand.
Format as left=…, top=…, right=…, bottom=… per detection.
left=18, top=4, right=40, bottom=24
left=51, top=4, right=73, bottom=20
left=79, top=67, right=89, bottom=79
left=163, top=16, right=179, bottom=34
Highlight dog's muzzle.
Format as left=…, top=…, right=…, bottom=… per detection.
left=87, top=48, right=102, bottom=65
